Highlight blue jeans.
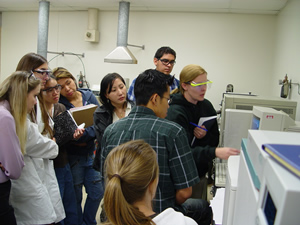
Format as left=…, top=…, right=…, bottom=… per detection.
left=55, top=164, right=78, bottom=225
left=68, top=153, right=103, bottom=225
left=179, top=198, right=213, bottom=225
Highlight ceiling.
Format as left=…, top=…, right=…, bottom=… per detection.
left=0, top=0, right=288, bottom=14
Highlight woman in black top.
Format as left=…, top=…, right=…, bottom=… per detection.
left=166, top=64, right=239, bottom=200
left=166, top=64, right=219, bottom=179
left=93, top=73, right=134, bottom=171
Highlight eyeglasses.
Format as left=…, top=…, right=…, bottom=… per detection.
left=162, top=96, right=172, bottom=104
left=185, top=80, right=212, bottom=88
left=33, top=69, right=52, bottom=77
left=28, top=72, right=37, bottom=80
left=159, top=58, right=176, bottom=66
left=42, top=84, right=62, bottom=93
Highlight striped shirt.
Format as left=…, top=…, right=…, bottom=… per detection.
left=100, top=106, right=199, bottom=213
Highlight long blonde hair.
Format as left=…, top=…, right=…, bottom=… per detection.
left=171, top=64, right=207, bottom=94
left=104, top=140, right=159, bottom=225
left=0, top=71, right=40, bottom=154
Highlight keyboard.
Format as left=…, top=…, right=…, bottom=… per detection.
left=215, top=162, right=228, bottom=187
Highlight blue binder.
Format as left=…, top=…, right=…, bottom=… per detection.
left=262, top=144, right=300, bottom=178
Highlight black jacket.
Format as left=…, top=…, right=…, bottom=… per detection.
left=166, top=93, right=219, bottom=177
left=93, top=101, right=135, bottom=171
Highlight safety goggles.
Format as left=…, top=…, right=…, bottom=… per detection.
left=42, top=84, right=62, bottom=93
left=186, top=80, right=212, bottom=87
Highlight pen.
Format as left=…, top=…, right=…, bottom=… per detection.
left=189, top=122, right=208, bottom=132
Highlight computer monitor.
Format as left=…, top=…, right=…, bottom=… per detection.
left=256, top=157, right=300, bottom=225
left=251, top=106, right=295, bottom=131
left=223, top=109, right=253, bottom=149
left=219, top=94, right=298, bottom=146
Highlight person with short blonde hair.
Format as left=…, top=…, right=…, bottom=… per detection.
left=103, top=140, right=197, bottom=225
left=166, top=64, right=239, bottom=198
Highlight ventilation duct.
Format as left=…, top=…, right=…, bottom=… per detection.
left=37, top=0, right=50, bottom=59
left=104, top=1, right=139, bottom=64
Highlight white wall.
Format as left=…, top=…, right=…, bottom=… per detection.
left=0, top=10, right=278, bottom=112
left=271, top=0, right=300, bottom=121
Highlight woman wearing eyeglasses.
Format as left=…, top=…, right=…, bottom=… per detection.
left=166, top=64, right=239, bottom=199
left=16, top=53, right=51, bottom=89
left=42, top=75, right=84, bottom=225
left=15, top=53, right=65, bottom=224
left=16, top=53, right=53, bottom=137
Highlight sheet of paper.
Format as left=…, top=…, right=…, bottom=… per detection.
left=198, top=115, right=217, bottom=126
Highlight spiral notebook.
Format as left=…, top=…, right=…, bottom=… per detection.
left=53, top=110, right=78, bottom=145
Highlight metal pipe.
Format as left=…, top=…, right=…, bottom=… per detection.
left=47, top=51, right=85, bottom=58
left=127, top=44, right=145, bottom=50
left=117, top=1, right=129, bottom=47
left=37, top=0, right=50, bottom=59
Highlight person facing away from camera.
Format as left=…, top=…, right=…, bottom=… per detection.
left=103, top=139, right=197, bottom=225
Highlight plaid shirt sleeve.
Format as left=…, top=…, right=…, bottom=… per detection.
left=99, top=127, right=112, bottom=180
left=167, top=128, right=200, bottom=190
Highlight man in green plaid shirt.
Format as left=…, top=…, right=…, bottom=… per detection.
left=100, top=69, right=213, bottom=225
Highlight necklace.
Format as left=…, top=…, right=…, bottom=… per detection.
left=115, top=108, right=126, bottom=118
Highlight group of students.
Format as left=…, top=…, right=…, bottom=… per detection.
left=95, top=46, right=239, bottom=225
left=0, top=46, right=239, bottom=225
left=0, top=53, right=101, bottom=225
